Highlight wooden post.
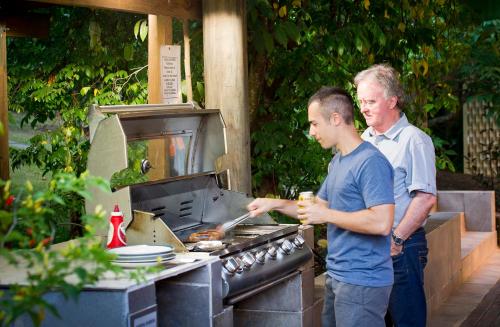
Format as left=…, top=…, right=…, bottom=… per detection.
left=203, top=0, right=250, bottom=194
left=147, top=15, right=172, bottom=104
left=147, top=16, right=172, bottom=179
left=183, top=19, right=193, bottom=102
left=0, top=25, right=9, bottom=180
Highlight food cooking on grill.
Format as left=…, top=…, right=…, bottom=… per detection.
left=187, top=228, right=224, bottom=242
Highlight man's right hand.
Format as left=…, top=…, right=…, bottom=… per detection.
left=247, top=198, right=276, bottom=218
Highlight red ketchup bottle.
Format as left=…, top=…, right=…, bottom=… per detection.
left=107, top=205, right=127, bottom=249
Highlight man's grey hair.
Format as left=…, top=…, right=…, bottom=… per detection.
left=308, top=86, right=354, bottom=125
left=354, top=64, right=405, bottom=109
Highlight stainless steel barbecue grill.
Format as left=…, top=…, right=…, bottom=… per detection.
left=85, top=104, right=313, bottom=310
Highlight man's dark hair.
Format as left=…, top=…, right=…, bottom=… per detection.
left=308, top=86, right=354, bottom=125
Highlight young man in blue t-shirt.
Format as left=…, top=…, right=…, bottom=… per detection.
left=247, top=87, right=395, bottom=327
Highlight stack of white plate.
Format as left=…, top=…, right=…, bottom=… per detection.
left=108, top=245, right=175, bottom=268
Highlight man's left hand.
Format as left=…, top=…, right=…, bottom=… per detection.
left=297, top=201, right=327, bottom=225
left=390, top=239, right=403, bottom=256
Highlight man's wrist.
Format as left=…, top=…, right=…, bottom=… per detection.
left=391, top=231, right=405, bottom=246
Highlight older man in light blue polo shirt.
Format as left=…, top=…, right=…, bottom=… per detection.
left=355, top=64, right=437, bottom=327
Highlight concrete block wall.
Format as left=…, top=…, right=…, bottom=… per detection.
left=437, top=190, right=497, bottom=283
left=424, top=212, right=462, bottom=315
left=437, top=191, right=496, bottom=232
left=426, top=190, right=497, bottom=318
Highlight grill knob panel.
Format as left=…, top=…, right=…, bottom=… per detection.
left=241, top=252, right=256, bottom=269
left=223, top=257, right=239, bottom=275
left=267, top=246, right=277, bottom=259
left=280, top=239, right=293, bottom=255
left=293, top=235, right=306, bottom=248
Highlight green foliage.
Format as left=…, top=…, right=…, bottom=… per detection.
left=432, top=135, right=458, bottom=172
left=110, top=141, right=149, bottom=189
left=459, top=20, right=500, bottom=125
left=134, top=19, right=149, bottom=42
left=0, top=173, right=116, bottom=326
left=0, top=173, right=158, bottom=326
left=246, top=0, right=498, bottom=204
left=7, top=8, right=151, bottom=239
left=8, top=7, right=149, bottom=176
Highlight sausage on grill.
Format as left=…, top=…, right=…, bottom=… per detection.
left=187, top=228, right=224, bottom=243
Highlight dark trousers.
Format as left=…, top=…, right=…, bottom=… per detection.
left=386, top=227, right=428, bottom=327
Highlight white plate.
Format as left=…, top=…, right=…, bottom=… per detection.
left=108, top=245, right=173, bottom=256
left=113, top=253, right=175, bottom=262
left=112, top=260, right=172, bottom=269
left=113, top=253, right=176, bottom=263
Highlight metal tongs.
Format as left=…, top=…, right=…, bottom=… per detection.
left=219, top=212, right=252, bottom=233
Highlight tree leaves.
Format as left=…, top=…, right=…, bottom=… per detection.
left=283, top=21, right=301, bottom=43
left=8, top=8, right=149, bottom=178
left=134, top=19, right=148, bottom=42
left=124, top=44, right=134, bottom=61
left=278, top=5, right=287, bottom=18
left=364, top=0, right=371, bottom=11
left=274, top=24, right=288, bottom=47
left=246, top=0, right=492, bottom=201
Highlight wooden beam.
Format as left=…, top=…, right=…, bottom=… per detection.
left=203, top=0, right=251, bottom=194
left=147, top=15, right=172, bottom=104
left=28, top=0, right=202, bottom=20
left=0, top=25, right=9, bottom=180
left=0, top=14, right=50, bottom=38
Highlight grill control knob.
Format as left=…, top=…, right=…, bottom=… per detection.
left=241, top=253, right=256, bottom=269
left=256, top=250, right=267, bottom=264
left=234, top=257, right=244, bottom=273
left=267, top=246, right=277, bottom=260
left=293, top=235, right=306, bottom=248
left=280, top=239, right=293, bottom=255
left=222, top=257, right=239, bottom=275
left=140, top=159, right=152, bottom=174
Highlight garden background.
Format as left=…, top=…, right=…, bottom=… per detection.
left=1, top=0, right=499, bottom=325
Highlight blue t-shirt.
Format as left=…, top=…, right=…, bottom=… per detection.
left=318, top=141, right=394, bottom=287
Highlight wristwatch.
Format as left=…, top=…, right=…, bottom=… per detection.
left=391, top=231, right=405, bottom=246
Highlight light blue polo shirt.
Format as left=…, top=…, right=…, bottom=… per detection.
left=361, top=113, right=437, bottom=227
left=318, top=141, right=394, bottom=287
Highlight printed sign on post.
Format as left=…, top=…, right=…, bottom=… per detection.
left=160, top=45, right=181, bottom=104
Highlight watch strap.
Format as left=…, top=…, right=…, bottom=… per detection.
left=391, top=231, right=405, bottom=246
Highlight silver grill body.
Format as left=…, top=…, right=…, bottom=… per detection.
left=85, top=103, right=312, bottom=303
left=130, top=174, right=312, bottom=299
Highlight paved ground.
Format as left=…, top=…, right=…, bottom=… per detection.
left=461, top=278, right=500, bottom=326
left=429, top=249, right=500, bottom=327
